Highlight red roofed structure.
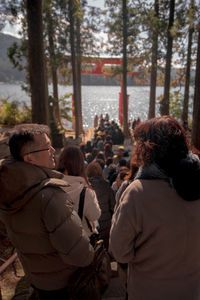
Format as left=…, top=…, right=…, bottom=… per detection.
left=73, top=57, right=139, bottom=124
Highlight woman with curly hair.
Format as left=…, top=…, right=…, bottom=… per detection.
left=110, top=116, right=200, bottom=300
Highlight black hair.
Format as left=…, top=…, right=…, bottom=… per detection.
left=9, top=124, right=49, bottom=161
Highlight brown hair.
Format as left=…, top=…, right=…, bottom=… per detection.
left=125, top=155, right=139, bottom=181
left=133, top=115, right=189, bottom=176
left=57, top=145, right=90, bottom=186
left=87, top=161, right=103, bottom=178
left=118, top=167, right=129, bottom=181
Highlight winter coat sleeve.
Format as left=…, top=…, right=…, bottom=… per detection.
left=83, top=188, right=101, bottom=221
left=41, top=186, right=94, bottom=267
left=110, top=183, right=142, bottom=264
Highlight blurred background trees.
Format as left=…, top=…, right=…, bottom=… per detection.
left=0, top=0, right=199, bottom=149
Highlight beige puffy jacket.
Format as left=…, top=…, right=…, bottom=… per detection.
left=0, top=159, right=94, bottom=290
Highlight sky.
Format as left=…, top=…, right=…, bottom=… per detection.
left=2, top=0, right=105, bottom=37
left=87, top=0, right=105, bottom=8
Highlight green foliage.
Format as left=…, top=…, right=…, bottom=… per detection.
left=169, top=90, right=184, bottom=121
left=59, top=93, right=72, bottom=122
left=0, top=98, right=31, bottom=126
left=157, top=90, right=185, bottom=122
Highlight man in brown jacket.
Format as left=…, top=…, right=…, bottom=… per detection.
left=0, top=124, right=94, bottom=300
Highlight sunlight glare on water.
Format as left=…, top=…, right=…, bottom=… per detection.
left=0, top=83, right=192, bottom=129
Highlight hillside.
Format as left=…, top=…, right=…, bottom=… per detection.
left=0, top=32, right=25, bottom=82
left=0, top=33, right=137, bottom=85
left=0, top=33, right=195, bottom=86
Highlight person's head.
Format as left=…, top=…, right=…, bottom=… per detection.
left=118, top=159, right=127, bottom=167
left=57, top=145, right=92, bottom=186
left=86, top=140, right=92, bottom=150
left=9, top=124, right=55, bottom=169
left=96, top=135, right=102, bottom=142
left=116, top=167, right=129, bottom=187
left=105, top=157, right=113, bottom=167
left=79, top=143, right=85, bottom=156
left=96, top=151, right=105, bottom=162
left=105, top=134, right=112, bottom=141
left=118, top=146, right=124, bottom=157
left=95, top=158, right=105, bottom=170
left=126, top=156, right=139, bottom=181
left=91, top=147, right=98, bottom=159
left=133, top=116, right=200, bottom=201
left=85, top=152, right=93, bottom=164
left=57, top=145, right=85, bottom=176
left=87, top=161, right=103, bottom=178
left=133, top=116, right=189, bottom=175
left=104, top=143, right=112, bottom=153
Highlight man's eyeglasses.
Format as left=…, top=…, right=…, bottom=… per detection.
left=24, top=148, right=51, bottom=155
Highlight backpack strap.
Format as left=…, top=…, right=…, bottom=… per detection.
left=78, top=187, right=93, bottom=233
left=78, top=187, right=86, bottom=220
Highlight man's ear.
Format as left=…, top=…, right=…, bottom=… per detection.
left=23, top=154, right=33, bottom=164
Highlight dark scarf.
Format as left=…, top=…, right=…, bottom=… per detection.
left=135, top=163, right=170, bottom=182
left=135, top=152, right=200, bottom=201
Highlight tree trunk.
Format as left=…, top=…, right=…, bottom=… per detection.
left=122, top=0, right=129, bottom=138
left=76, top=17, right=83, bottom=133
left=191, top=23, right=200, bottom=150
left=160, top=0, right=175, bottom=116
left=69, top=0, right=80, bottom=139
left=148, top=0, right=159, bottom=119
left=182, top=0, right=194, bottom=129
left=26, top=0, right=49, bottom=124
left=46, top=5, right=61, bottom=126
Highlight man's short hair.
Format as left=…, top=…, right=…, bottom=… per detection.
left=9, top=124, right=50, bottom=161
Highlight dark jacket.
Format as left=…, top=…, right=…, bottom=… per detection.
left=89, top=176, right=115, bottom=249
left=0, top=159, right=94, bottom=290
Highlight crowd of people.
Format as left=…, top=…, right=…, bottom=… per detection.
left=0, top=114, right=200, bottom=300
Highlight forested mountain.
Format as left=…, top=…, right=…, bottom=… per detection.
left=0, top=33, right=195, bottom=86
left=0, top=33, right=137, bottom=85
left=0, top=33, right=25, bottom=82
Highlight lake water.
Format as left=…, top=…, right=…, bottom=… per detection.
left=0, top=83, right=193, bottom=128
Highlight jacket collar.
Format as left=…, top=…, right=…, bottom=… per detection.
left=135, top=163, right=170, bottom=182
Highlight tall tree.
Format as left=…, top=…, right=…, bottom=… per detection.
left=69, top=0, right=80, bottom=139
left=191, top=22, right=200, bottom=150
left=26, top=0, right=49, bottom=124
left=105, top=0, right=141, bottom=131
left=75, top=8, right=83, bottom=134
left=160, top=0, right=175, bottom=116
left=182, top=0, right=195, bottom=128
left=122, top=0, right=129, bottom=137
left=45, top=0, right=61, bottom=126
left=148, top=0, right=159, bottom=119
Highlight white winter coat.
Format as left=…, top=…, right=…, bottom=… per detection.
left=63, top=175, right=101, bottom=236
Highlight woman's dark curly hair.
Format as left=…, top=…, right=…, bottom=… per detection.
left=133, top=116, right=189, bottom=176
left=133, top=116, right=200, bottom=201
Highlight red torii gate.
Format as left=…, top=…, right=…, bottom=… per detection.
left=81, top=58, right=123, bottom=75
left=82, top=58, right=138, bottom=124
left=72, top=58, right=138, bottom=124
